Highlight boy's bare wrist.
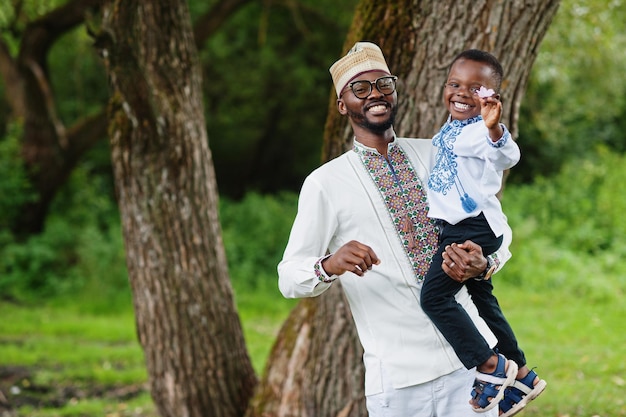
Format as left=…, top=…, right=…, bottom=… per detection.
left=488, top=126, right=504, bottom=142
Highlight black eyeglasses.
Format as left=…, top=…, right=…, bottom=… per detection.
left=343, top=76, right=398, bottom=99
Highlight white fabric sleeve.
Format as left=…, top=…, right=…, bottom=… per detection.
left=489, top=214, right=512, bottom=275
left=278, top=175, right=339, bottom=298
left=484, top=125, right=520, bottom=171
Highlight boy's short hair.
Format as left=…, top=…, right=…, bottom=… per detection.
left=451, top=49, right=504, bottom=90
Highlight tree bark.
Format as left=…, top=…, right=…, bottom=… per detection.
left=253, top=1, right=560, bottom=416
left=246, top=286, right=365, bottom=417
left=101, top=1, right=256, bottom=416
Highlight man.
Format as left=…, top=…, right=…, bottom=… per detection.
left=278, top=42, right=510, bottom=417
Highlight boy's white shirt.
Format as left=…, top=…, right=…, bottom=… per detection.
left=427, top=118, right=520, bottom=237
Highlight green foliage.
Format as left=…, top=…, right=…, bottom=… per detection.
left=0, top=149, right=127, bottom=308
left=515, top=0, right=626, bottom=182
left=0, top=122, right=36, bottom=230
left=500, top=147, right=626, bottom=301
left=196, top=0, right=357, bottom=197
left=510, top=147, right=625, bottom=253
left=220, top=191, right=298, bottom=292
left=48, top=25, right=109, bottom=123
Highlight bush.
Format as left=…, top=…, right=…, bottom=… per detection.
left=4, top=147, right=625, bottom=308
left=0, top=155, right=127, bottom=306
left=220, top=192, right=298, bottom=293
left=500, top=147, right=626, bottom=301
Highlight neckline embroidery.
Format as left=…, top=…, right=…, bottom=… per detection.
left=353, top=141, right=438, bottom=282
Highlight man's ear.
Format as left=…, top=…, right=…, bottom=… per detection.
left=337, top=98, right=348, bottom=115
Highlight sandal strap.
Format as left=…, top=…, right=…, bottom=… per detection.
left=509, top=369, right=540, bottom=395
left=510, top=379, right=533, bottom=396
left=475, top=372, right=510, bottom=385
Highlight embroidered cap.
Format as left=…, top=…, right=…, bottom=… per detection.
left=329, top=42, right=391, bottom=97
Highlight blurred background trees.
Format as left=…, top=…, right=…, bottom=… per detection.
left=0, top=0, right=624, bottom=328
left=0, top=0, right=624, bottom=311
left=514, top=0, right=626, bottom=183
left=1, top=0, right=624, bottom=237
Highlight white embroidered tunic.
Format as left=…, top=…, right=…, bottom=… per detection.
left=278, top=137, right=511, bottom=396
left=428, top=116, right=520, bottom=237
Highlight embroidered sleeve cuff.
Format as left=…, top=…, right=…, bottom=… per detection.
left=487, top=124, right=510, bottom=148
left=314, top=254, right=337, bottom=283
left=475, top=253, right=500, bottom=281
left=487, top=252, right=501, bottom=272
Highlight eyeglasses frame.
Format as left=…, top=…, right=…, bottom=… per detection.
left=342, top=75, right=399, bottom=99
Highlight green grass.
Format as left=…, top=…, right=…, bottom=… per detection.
left=0, top=285, right=297, bottom=417
left=492, top=285, right=626, bottom=416
left=0, top=302, right=151, bottom=416
left=1, top=283, right=624, bottom=416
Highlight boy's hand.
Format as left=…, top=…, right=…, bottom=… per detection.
left=477, top=87, right=504, bottom=141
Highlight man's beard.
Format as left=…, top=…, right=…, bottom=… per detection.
left=348, top=105, right=397, bottom=133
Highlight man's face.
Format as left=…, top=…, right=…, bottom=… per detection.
left=337, top=70, right=398, bottom=133
left=443, top=58, right=498, bottom=120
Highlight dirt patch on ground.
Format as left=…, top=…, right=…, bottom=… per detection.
left=0, top=365, right=149, bottom=416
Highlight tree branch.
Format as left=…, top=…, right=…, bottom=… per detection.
left=19, top=0, right=104, bottom=64
left=65, top=110, right=109, bottom=164
left=0, top=38, right=25, bottom=117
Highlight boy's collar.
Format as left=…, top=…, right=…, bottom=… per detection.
left=446, top=114, right=483, bottom=127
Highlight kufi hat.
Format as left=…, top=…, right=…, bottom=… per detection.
left=329, top=42, right=391, bottom=97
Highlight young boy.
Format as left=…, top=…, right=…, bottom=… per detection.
left=420, top=50, right=546, bottom=416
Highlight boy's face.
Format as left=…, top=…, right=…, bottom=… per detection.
left=443, top=58, right=498, bottom=120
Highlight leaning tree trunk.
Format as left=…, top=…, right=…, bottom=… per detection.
left=252, top=1, right=560, bottom=416
left=0, top=0, right=107, bottom=238
left=100, top=2, right=256, bottom=417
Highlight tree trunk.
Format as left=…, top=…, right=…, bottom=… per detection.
left=100, top=2, right=256, bottom=416
left=253, top=1, right=560, bottom=416
left=246, top=285, right=365, bottom=417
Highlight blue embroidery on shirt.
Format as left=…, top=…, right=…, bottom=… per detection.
left=428, top=116, right=482, bottom=213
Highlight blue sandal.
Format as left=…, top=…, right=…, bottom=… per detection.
left=471, top=354, right=518, bottom=413
left=499, top=369, right=547, bottom=417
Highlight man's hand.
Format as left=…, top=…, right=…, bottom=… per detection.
left=322, top=240, right=380, bottom=277
left=441, top=241, right=488, bottom=283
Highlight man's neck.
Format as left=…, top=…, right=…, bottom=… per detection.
left=353, top=127, right=395, bottom=157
